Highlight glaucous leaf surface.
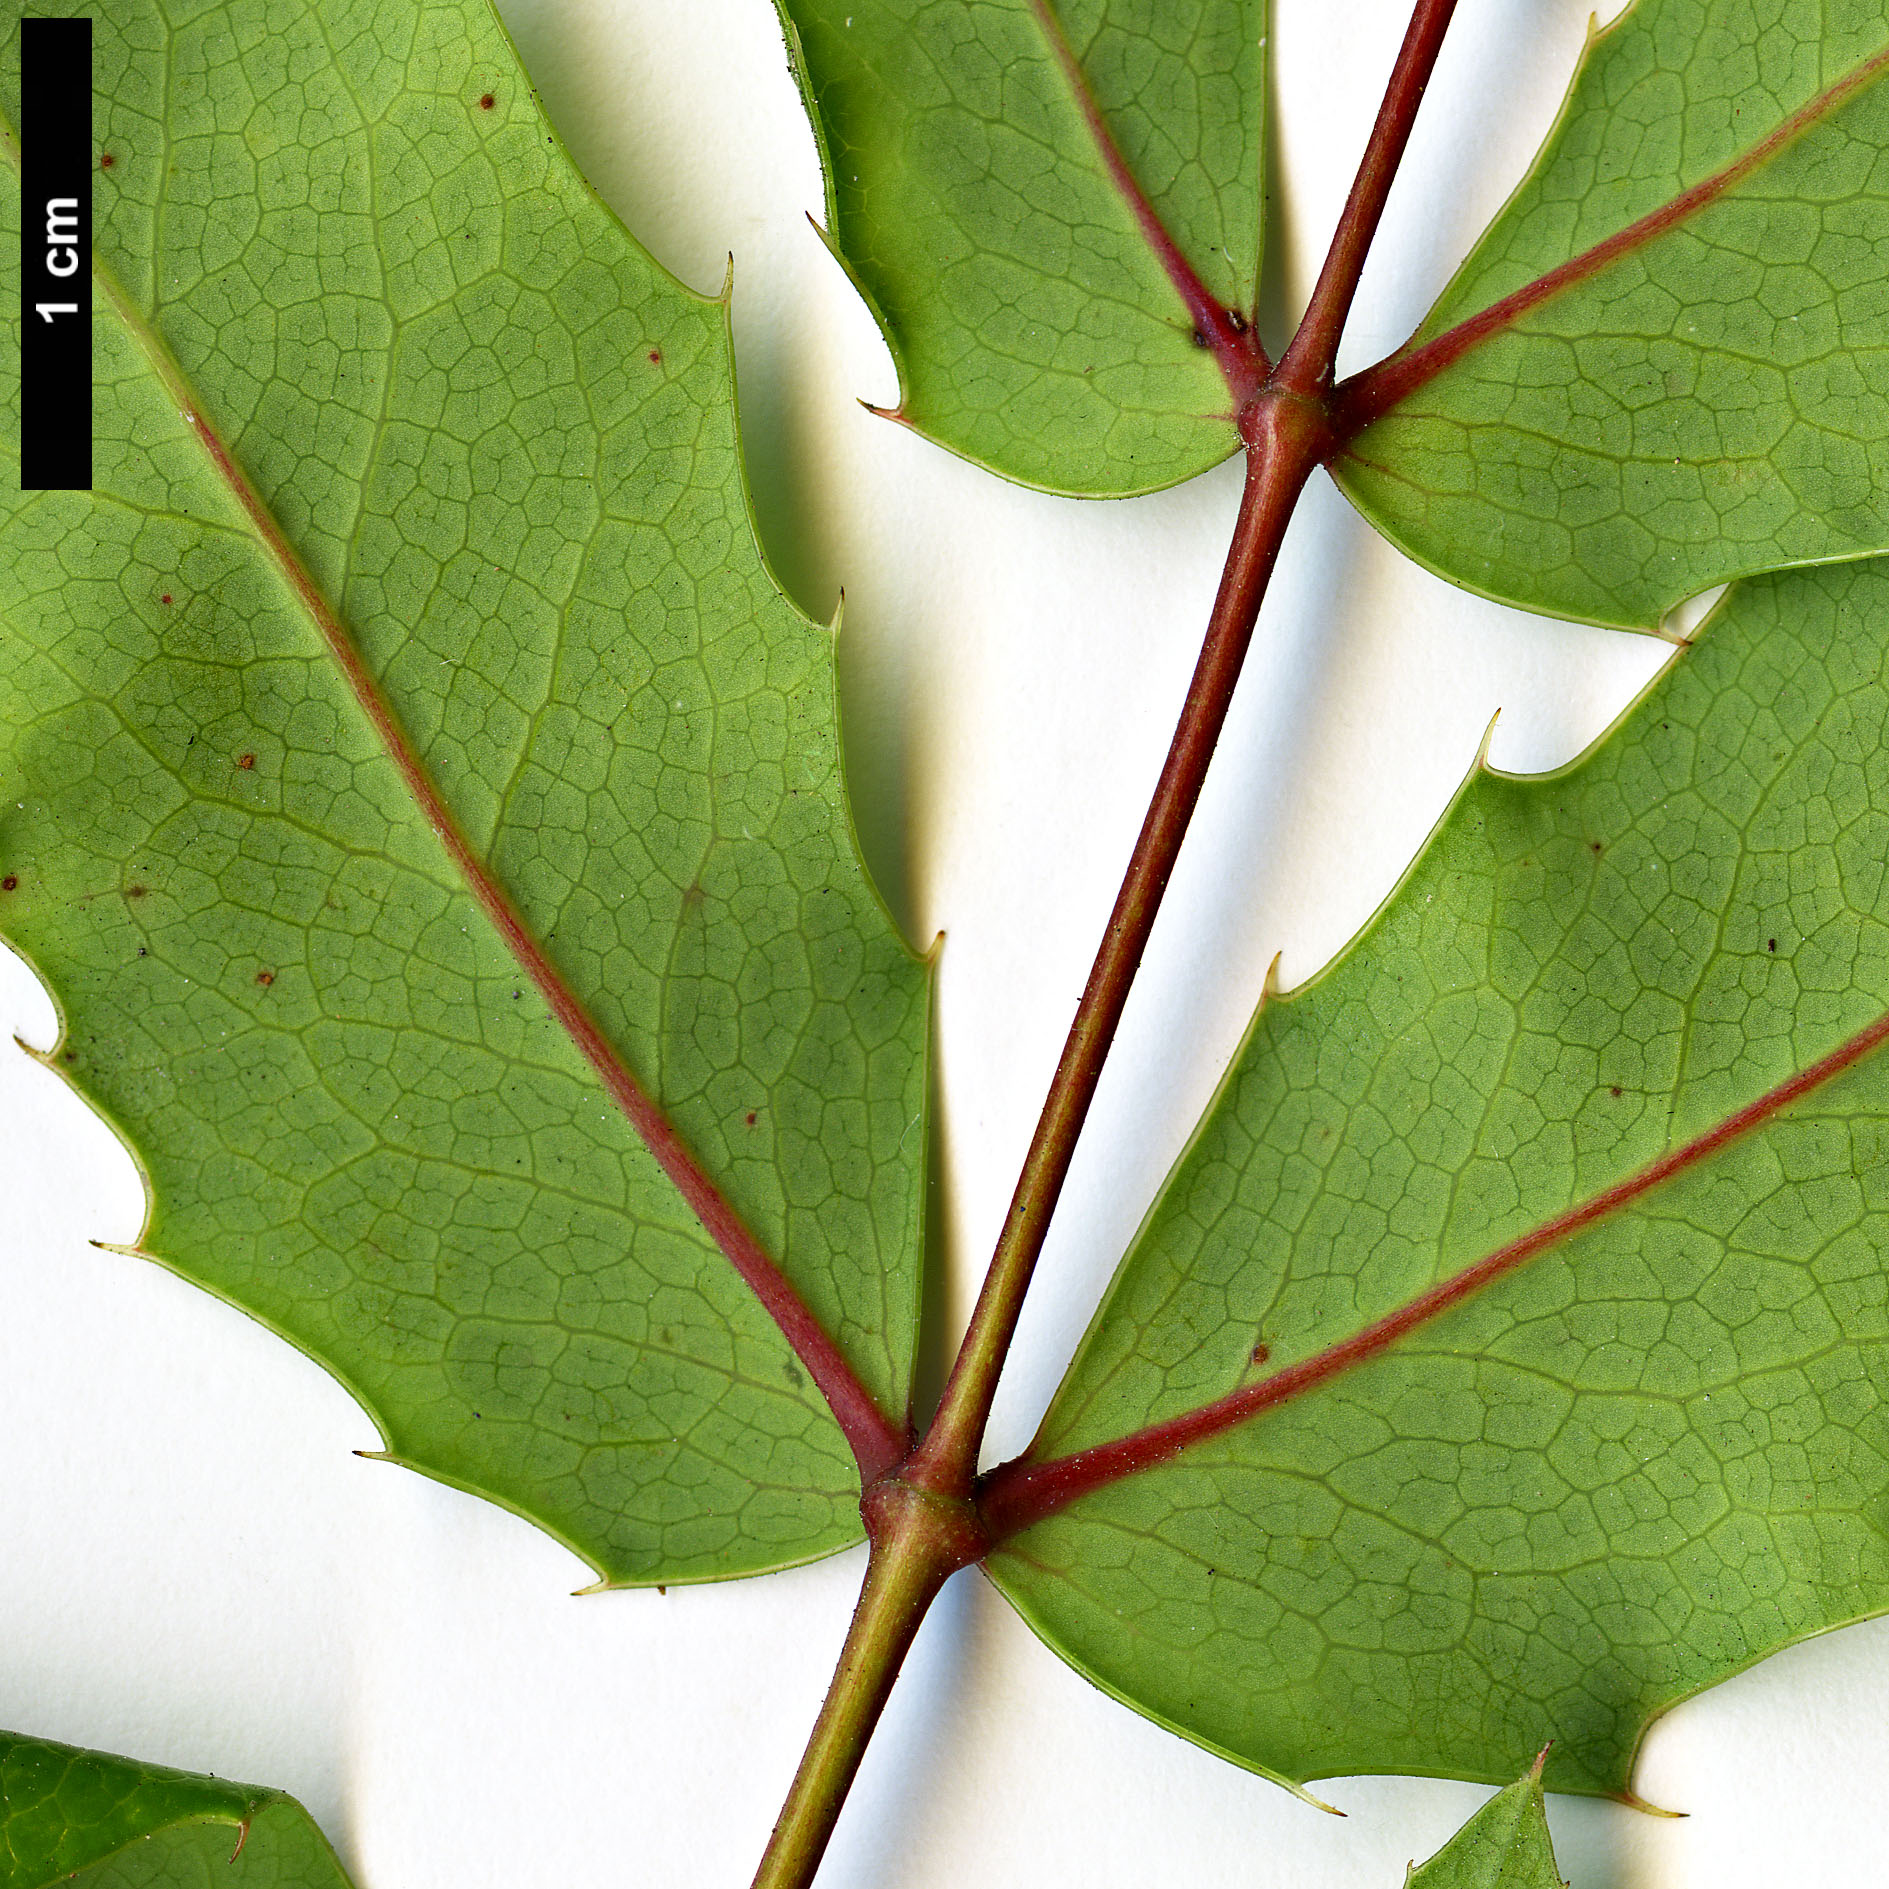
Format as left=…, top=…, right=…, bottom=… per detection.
left=1337, top=0, right=1889, bottom=628
left=0, top=0, right=929, bottom=1585
left=774, top=0, right=1263, bottom=494
left=993, top=555, right=1889, bottom=1793
left=1405, top=1765, right=1564, bottom=1889
left=0, top=1732, right=353, bottom=1889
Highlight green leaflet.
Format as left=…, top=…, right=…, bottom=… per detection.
left=0, top=0, right=930, bottom=1585
left=774, top=0, right=1263, bottom=495
left=990, top=555, right=1889, bottom=1794
left=1335, top=0, right=1889, bottom=629
left=0, top=1732, right=353, bottom=1889
left=1406, top=1767, right=1565, bottom=1889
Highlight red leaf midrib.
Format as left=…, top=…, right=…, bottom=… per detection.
left=982, top=1001, right=1889, bottom=1538
left=78, top=235, right=907, bottom=1482
left=1331, top=34, right=1889, bottom=437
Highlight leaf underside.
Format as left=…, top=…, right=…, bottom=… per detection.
left=1339, top=0, right=1889, bottom=628
left=993, top=553, right=1889, bottom=1796
left=0, top=0, right=929, bottom=1586
left=1405, top=1768, right=1565, bottom=1889
left=0, top=1731, right=354, bottom=1889
left=774, top=0, right=1263, bottom=495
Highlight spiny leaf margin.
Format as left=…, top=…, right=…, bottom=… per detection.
left=0, top=1729, right=354, bottom=1889
left=773, top=0, right=1266, bottom=496
left=1336, top=0, right=1889, bottom=628
left=1406, top=1760, right=1566, bottom=1889
left=992, top=552, right=1889, bottom=1795
left=0, top=0, right=930, bottom=1586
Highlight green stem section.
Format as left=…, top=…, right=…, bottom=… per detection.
left=753, top=1, right=1469, bottom=1877
left=751, top=402, right=1324, bottom=1889
left=746, top=406, right=1323, bottom=1889
left=749, top=1485, right=987, bottom=1889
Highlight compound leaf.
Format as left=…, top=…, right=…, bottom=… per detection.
left=0, top=0, right=930, bottom=1587
left=774, top=0, right=1265, bottom=495
left=989, top=554, right=1889, bottom=1795
left=1335, top=0, right=1889, bottom=628
left=0, top=1730, right=354, bottom=1889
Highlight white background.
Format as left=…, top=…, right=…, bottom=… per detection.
left=8, top=1, right=1889, bottom=1883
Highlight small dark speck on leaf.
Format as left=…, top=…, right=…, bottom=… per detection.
left=1768, top=938, right=1778, bottom=952
left=745, top=1111, right=757, bottom=1126
left=1190, top=327, right=1208, bottom=348
left=512, top=989, right=522, bottom=998
left=1227, top=308, right=1249, bottom=334
left=1250, top=1341, right=1270, bottom=1366
left=648, top=348, right=661, bottom=364
left=1590, top=841, right=1603, bottom=854
left=126, top=884, right=147, bottom=899
left=63, top=1051, right=76, bottom=1063
left=137, top=946, right=147, bottom=957
left=1, top=876, right=16, bottom=892
left=783, top=1360, right=804, bottom=1388
left=238, top=753, right=255, bottom=770
left=160, top=593, right=172, bottom=605
left=255, top=969, right=275, bottom=986
left=100, top=152, right=115, bottom=169
left=479, top=92, right=495, bottom=109
left=1610, top=1085, right=1622, bottom=1098
left=656, top=1585, right=667, bottom=1596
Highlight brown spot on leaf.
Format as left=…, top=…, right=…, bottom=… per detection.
left=125, top=884, right=147, bottom=900
left=1590, top=840, right=1603, bottom=854
left=160, top=593, right=172, bottom=605
left=1250, top=1341, right=1271, bottom=1366
left=255, top=969, right=275, bottom=986
left=745, top=1111, right=757, bottom=1126
left=238, top=753, right=255, bottom=769
left=1610, top=1085, right=1622, bottom=1098
left=1, top=876, right=15, bottom=892
left=479, top=92, right=495, bottom=109
left=648, top=348, right=661, bottom=365
left=100, top=152, right=115, bottom=169
left=1768, top=938, right=1778, bottom=952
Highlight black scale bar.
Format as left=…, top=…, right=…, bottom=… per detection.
left=19, top=17, right=92, bottom=491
